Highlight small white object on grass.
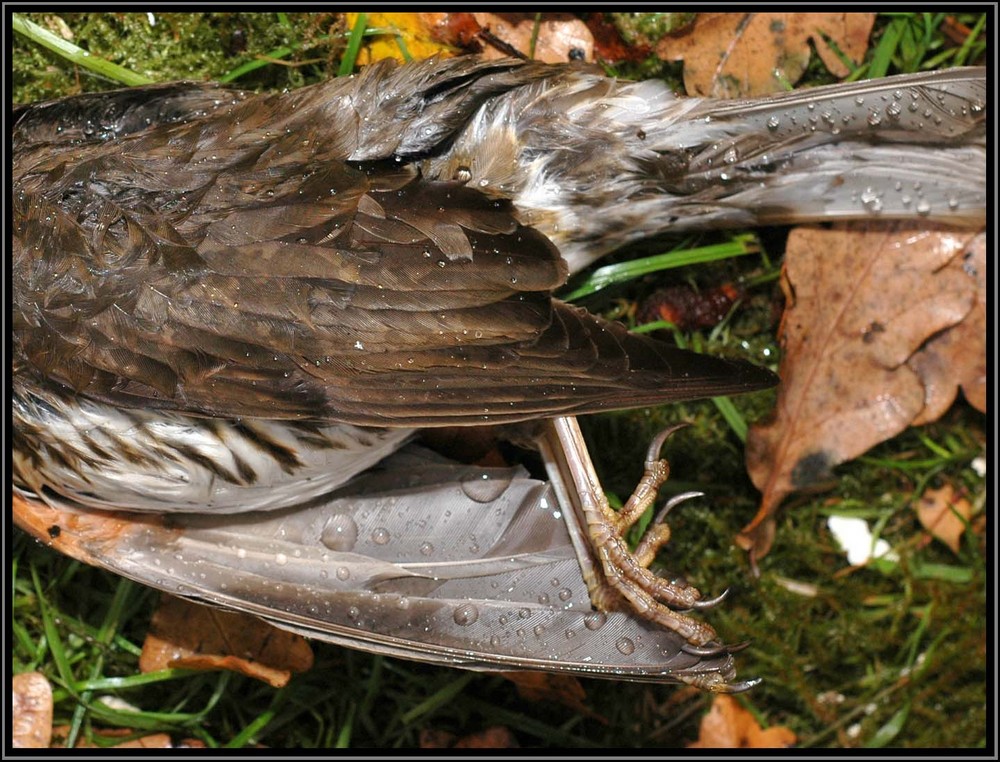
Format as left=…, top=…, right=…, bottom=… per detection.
left=827, top=516, right=898, bottom=566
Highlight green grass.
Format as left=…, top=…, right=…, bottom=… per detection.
left=12, top=11, right=987, bottom=749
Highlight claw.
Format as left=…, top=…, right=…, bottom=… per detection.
left=644, top=422, right=690, bottom=465
left=690, top=587, right=730, bottom=610
left=682, top=639, right=751, bottom=657
left=712, top=676, right=763, bottom=694
left=651, top=490, right=704, bottom=526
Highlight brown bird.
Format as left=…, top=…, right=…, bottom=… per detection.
left=12, top=57, right=986, bottom=690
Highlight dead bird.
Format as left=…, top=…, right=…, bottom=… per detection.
left=12, top=57, right=986, bottom=689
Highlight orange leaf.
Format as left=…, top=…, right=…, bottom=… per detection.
left=688, top=695, right=796, bottom=748
left=12, top=672, right=53, bottom=749
left=660, top=12, right=875, bottom=96
left=740, top=223, right=979, bottom=559
left=916, top=484, right=974, bottom=554
left=140, top=595, right=313, bottom=688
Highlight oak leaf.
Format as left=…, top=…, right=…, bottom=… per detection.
left=908, top=234, right=987, bottom=422
left=660, top=12, right=875, bottom=97
left=740, top=224, right=980, bottom=560
left=140, top=594, right=313, bottom=688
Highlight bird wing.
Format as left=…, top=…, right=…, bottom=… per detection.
left=12, top=444, right=746, bottom=687
left=13, top=74, right=775, bottom=426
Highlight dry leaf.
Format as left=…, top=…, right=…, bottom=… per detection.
left=916, top=484, right=974, bottom=553
left=140, top=595, right=313, bottom=688
left=474, top=13, right=594, bottom=62
left=500, top=671, right=606, bottom=724
left=660, top=12, right=875, bottom=96
left=12, top=672, right=53, bottom=748
left=740, top=224, right=979, bottom=560
left=688, top=695, right=796, bottom=748
left=908, top=233, right=987, bottom=423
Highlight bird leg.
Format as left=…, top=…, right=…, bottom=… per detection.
left=537, top=416, right=721, bottom=647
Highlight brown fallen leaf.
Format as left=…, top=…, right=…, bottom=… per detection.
left=740, top=223, right=979, bottom=560
left=500, top=671, right=607, bottom=724
left=916, top=484, right=974, bottom=554
left=12, top=672, right=53, bottom=748
left=908, top=233, right=987, bottom=423
left=140, top=594, right=313, bottom=688
left=474, top=13, right=594, bottom=62
left=660, top=12, right=875, bottom=97
left=688, top=695, right=796, bottom=748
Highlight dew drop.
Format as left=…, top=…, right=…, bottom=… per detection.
left=348, top=606, right=361, bottom=620
left=419, top=541, right=435, bottom=556
left=320, top=514, right=358, bottom=551
left=533, top=625, right=545, bottom=637
left=583, top=611, right=607, bottom=631
left=275, top=552, right=288, bottom=566
left=916, top=199, right=931, bottom=216
left=558, top=588, right=573, bottom=602
left=565, top=629, right=576, bottom=640
left=371, top=527, right=391, bottom=545
left=461, top=474, right=512, bottom=503
left=519, top=607, right=531, bottom=619
left=616, top=637, right=636, bottom=656
left=860, top=187, right=883, bottom=213
left=538, top=593, right=550, bottom=605
left=490, top=635, right=501, bottom=648
left=766, top=115, right=780, bottom=131
left=336, top=566, right=351, bottom=581
left=453, top=603, right=479, bottom=626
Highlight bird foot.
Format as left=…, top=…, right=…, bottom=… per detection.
left=583, top=423, right=722, bottom=646
left=538, top=418, right=726, bottom=648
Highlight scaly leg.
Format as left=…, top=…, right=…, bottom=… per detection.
left=538, top=416, right=727, bottom=647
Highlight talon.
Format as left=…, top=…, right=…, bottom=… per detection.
left=681, top=639, right=751, bottom=657
left=712, top=677, right=763, bottom=694
left=690, top=587, right=730, bottom=610
left=652, top=490, right=704, bottom=526
left=644, top=422, right=690, bottom=465
left=682, top=642, right=730, bottom=657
